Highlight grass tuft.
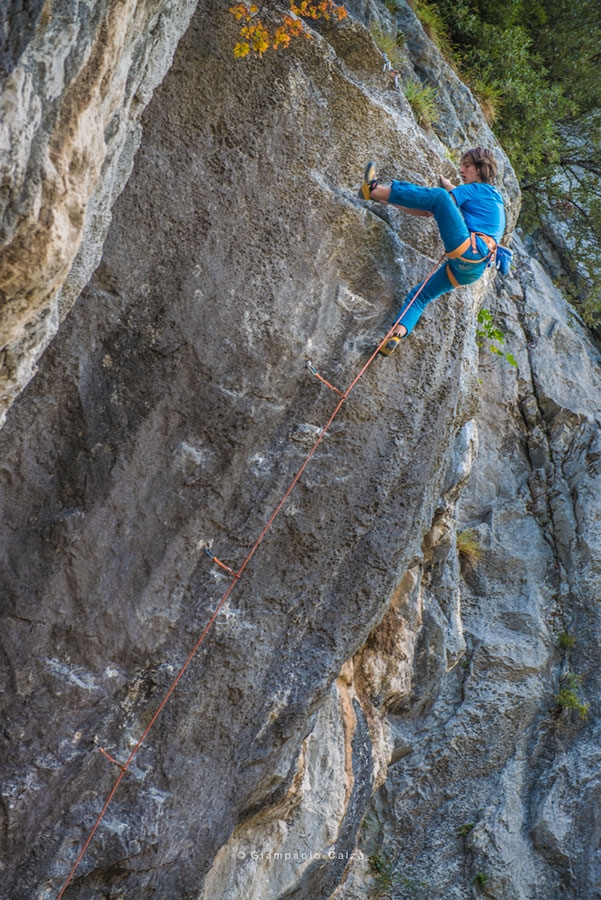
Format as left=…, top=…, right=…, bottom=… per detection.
left=403, top=78, right=438, bottom=127
left=370, top=25, right=406, bottom=70
left=409, top=0, right=452, bottom=57
left=470, top=68, right=504, bottom=124
left=457, top=529, right=483, bottom=570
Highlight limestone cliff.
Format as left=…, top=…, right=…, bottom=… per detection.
left=1, top=2, right=600, bottom=899
left=0, top=0, right=198, bottom=424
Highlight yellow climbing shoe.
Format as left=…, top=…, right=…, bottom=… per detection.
left=359, top=160, right=378, bottom=200
left=378, top=334, right=401, bottom=356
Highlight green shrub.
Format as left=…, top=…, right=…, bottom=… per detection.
left=476, top=309, right=518, bottom=368
left=368, top=853, right=395, bottom=897
left=557, top=632, right=577, bottom=651
left=556, top=671, right=589, bottom=720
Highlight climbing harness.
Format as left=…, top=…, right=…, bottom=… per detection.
left=55, top=251, right=449, bottom=899
left=445, top=231, right=503, bottom=288
left=447, top=231, right=513, bottom=279
left=447, top=231, right=497, bottom=264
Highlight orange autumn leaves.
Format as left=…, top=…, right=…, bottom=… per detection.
left=230, top=1, right=347, bottom=58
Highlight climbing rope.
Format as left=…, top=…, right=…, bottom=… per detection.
left=55, top=252, right=445, bottom=898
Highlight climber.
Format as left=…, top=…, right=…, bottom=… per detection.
left=359, top=147, right=506, bottom=355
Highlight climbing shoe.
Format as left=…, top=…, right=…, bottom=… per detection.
left=359, top=160, right=378, bottom=200
left=378, top=334, right=401, bottom=356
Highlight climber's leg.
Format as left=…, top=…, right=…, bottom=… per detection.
left=368, top=183, right=391, bottom=203
left=378, top=264, right=456, bottom=356
left=388, top=182, right=469, bottom=252
left=393, top=262, right=455, bottom=336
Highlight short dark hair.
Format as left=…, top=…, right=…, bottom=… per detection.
left=461, top=147, right=498, bottom=184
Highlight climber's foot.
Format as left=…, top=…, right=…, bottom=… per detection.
left=378, top=334, right=402, bottom=356
left=359, top=160, right=378, bottom=200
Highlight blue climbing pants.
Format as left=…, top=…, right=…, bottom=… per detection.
left=388, top=181, right=491, bottom=335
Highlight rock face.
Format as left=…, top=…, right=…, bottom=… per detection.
left=335, top=241, right=601, bottom=900
left=0, top=0, right=198, bottom=425
left=1, top=2, right=600, bottom=900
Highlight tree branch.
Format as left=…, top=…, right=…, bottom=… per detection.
left=559, top=157, right=601, bottom=177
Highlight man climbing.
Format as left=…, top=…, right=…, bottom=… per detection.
left=360, top=147, right=506, bottom=355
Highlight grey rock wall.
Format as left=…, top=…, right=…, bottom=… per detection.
left=0, top=0, right=198, bottom=426
left=1, top=1, right=600, bottom=899
left=335, top=240, right=601, bottom=900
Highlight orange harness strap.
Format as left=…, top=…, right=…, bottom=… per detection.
left=447, top=231, right=497, bottom=265
left=446, top=264, right=459, bottom=288
left=446, top=236, right=471, bottom=259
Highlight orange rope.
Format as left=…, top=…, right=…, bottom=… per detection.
left=306, top=361, right=345, bottom=397
left=312, top=371, right=345, bottom=396
left=55, top=252, right=445, bottom=898
left=57, top=575, right=241, bottom=899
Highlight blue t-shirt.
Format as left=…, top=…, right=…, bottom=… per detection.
left=451, top=182, right=506, bottom=242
